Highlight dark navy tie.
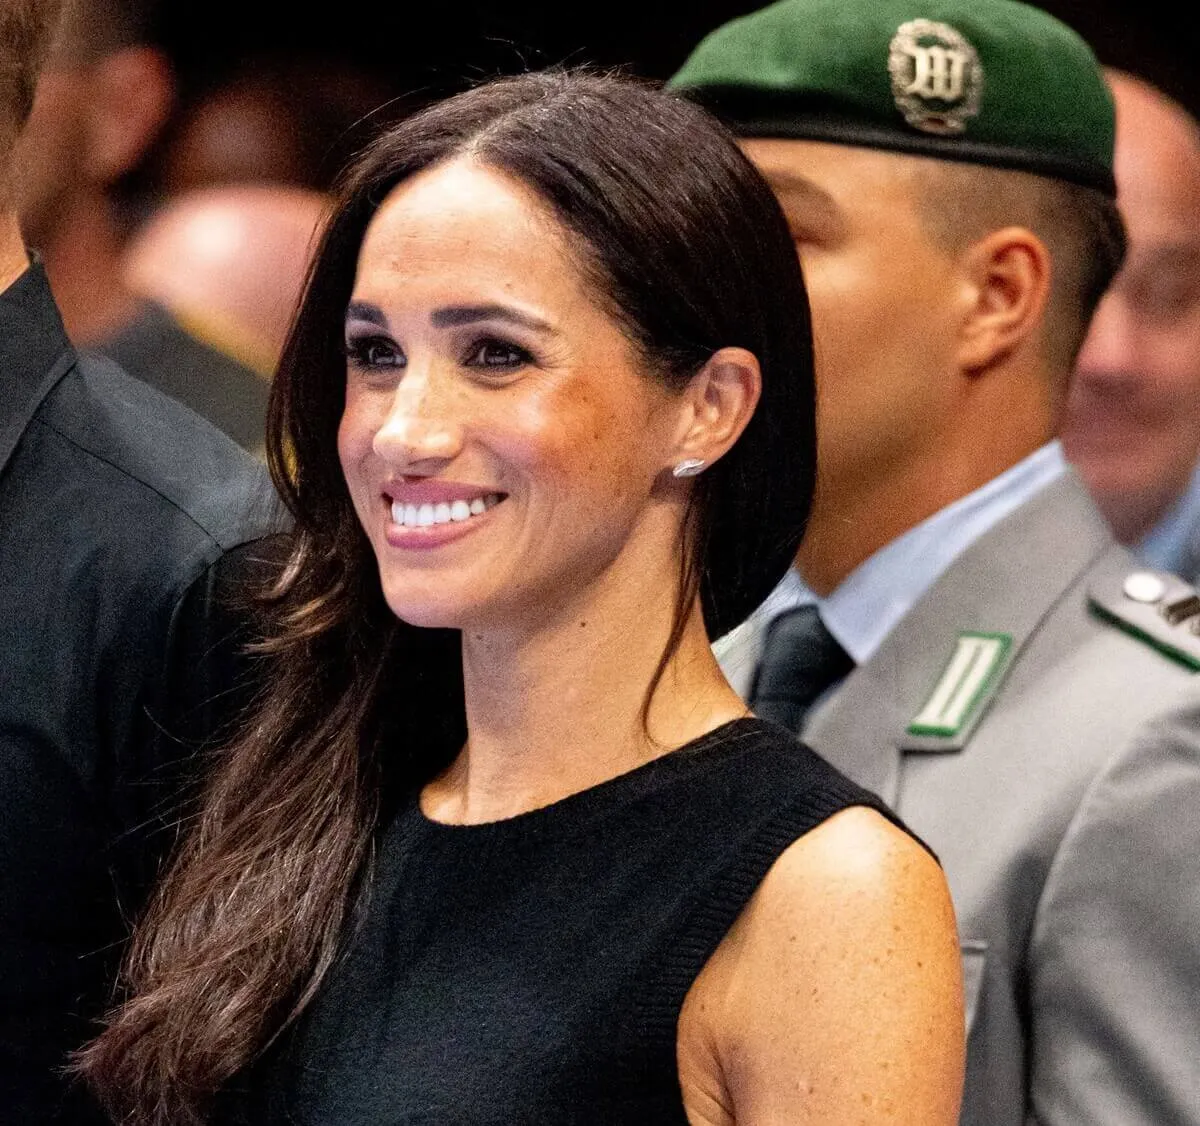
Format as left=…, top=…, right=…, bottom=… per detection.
left=749, top=605, right=854, bottom=733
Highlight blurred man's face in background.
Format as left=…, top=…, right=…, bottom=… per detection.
left=1064, top=73, right=1200, bottom=544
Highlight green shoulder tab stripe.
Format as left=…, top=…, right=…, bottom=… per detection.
left=1089, top=601, right=1200, bottom=672
left=908, top=632, right=1012, bottom=738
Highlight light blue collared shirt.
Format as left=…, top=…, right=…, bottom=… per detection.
left=764, top=442, right=1068, bottom=665
left=1138, top=458, right=1200, bottom=584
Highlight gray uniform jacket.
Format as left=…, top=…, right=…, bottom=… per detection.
left=719, top=472, right=1200, bottom=1126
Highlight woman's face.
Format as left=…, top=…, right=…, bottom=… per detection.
left=338, top=157, right=689, bottom=631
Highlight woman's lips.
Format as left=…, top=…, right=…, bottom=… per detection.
left=380, top=483, right=507, bottom=549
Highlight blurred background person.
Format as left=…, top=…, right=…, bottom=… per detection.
left=1064, top=70, right=1200, bottom=582
left=151, top=52, right=395, bottom=195
left=13, top=0, right=173, bottom=344
left=13, top=0, right=340, bottom=455
left=107, top=183, right=329, bottom=456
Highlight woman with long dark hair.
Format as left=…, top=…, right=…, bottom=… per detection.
left=80, top=70, right=964, bottom=1124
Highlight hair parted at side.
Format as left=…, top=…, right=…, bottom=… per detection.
left=78, top=68, right=816, bottom=1125
left=0, top=0, right=64, bottom=146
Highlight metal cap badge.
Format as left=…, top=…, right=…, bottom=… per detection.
left=668, top=0, right=1116, bottom=195
left=888, top=19, right=983, bottom=135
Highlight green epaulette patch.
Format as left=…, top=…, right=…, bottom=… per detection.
left=1088, top=568, right=1200, bottom=671
left=904, top=631, right=1013, bottom=749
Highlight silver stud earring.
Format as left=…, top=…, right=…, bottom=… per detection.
left=672, top=458, right=706, bottom=478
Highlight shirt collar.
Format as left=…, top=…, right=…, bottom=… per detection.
left=764, top=442, right=1068, bottom=665
left=0, top=262, right=76, bottom=479
left=1138, top=457, right=1200, bottom=577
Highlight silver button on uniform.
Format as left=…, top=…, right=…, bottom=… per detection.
left=1123, top=572, right=1167, bottom=605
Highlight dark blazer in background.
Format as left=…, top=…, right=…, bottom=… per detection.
left=101, top=298, right=271, bottom=460
left=0, top=264, right=280, bottom=1123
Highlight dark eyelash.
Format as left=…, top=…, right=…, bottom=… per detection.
left=344, top=335, right=403, bottom=369
left=466, top=338, right=535, bottom=369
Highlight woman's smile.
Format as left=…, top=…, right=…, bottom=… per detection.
left=383, top=481, right=508, bottom=549
left=338, top=157, right=687, bottom=628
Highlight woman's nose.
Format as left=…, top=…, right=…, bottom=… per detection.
left=372, top=370, right=464, bottom=467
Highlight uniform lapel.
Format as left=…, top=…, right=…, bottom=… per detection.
left=805, top=473, right=1114, bottom=805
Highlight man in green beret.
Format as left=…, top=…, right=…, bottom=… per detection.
left=675, top=2, right=1200, bottom=1123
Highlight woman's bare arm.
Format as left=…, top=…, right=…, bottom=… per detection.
left=678, top=806, right=965, bottom=1125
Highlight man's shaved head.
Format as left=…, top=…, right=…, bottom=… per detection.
left=910, top=159, right=1126, bottom=378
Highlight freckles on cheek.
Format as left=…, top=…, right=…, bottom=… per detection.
left=517, top=378, right=651, bottom=499
left=503, top=390, right=570, bottom=463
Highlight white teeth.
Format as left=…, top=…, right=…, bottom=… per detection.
left=390, top=493, right=503, bottom=528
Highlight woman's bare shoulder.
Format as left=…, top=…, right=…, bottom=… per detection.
left=679, top=807, right=964, bottom=1125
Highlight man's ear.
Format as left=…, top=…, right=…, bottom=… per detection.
left=666, top=346, right=762, bottom=475
left=82, top=46, right=174, bottom=186
left=955, top=226, right=1051, bottom=373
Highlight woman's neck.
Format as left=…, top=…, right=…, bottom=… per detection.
left=421, top=562, right=748, bottom=826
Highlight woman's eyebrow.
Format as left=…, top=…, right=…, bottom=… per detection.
left=346, top=300, right=388, bottom=327
left=345, top=301, right=560, bottom=335
left=430, top=304, right=557, bottom=334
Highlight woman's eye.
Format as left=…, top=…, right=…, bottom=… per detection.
left=465, top=340, right=531, bottom=369
left=345, top=336, right=404, bottom=369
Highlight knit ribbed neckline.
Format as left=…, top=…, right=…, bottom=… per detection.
left=407, top=717, right=771, bottom=845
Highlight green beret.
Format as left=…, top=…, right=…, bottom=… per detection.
left=669, top=0, right=1116, bottom=195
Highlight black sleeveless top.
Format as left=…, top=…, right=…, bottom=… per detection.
left=231, top=719, right=903, bottom=1125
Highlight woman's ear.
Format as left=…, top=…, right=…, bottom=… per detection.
left=955, top=226, right=1051, bottom=373
left=667, top=346, right=761, bottom=476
